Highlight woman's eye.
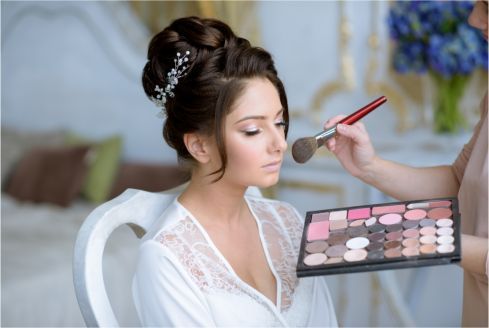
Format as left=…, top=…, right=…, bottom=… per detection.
left=275, top=120, right=287, bottom=129
left=243, top=129, right=260, bottom=136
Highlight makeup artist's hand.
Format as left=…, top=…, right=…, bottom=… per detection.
left=324, top=115, right=377, bottom=179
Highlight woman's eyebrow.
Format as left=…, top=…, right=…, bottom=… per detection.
left=234, top=108, right=284, bottom=124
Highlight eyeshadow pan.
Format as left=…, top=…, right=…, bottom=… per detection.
left=407, top=200, right=452, bottom=209
left=436, top=218, right=453, bottom=228
left=407, top=202, right=429, bottom=209
left=304, top=253, right=327, bottom=266
left=372, top=204, right=406, bottom=215
left=365, top=217, right=377, bottom=227
left=427, top=207, right=452, bottom=220
left=346, top=237, right=369, bottom=250
left=419, top=218, right=436, bottom=227
left=347, top=226, right=368, bottom=237
left=311, top=212, right=330, bottom=222
left=437, top=235, right=455, bottom=245
left=368, top=232, right=385, bottom=243
left=307, top=221, right=330, bottom=241
left=419, top=226, right=437, bottom=236
left=384, top=240, right=401, bottom=250
left=325, top=244, right=348, bottom=258
left=420, top=244, right=437, bottom=254
left=404, top=209, right=427, bottom=220
left=437, top=244, right=455, bottom=253
left=420, top=235, right=437, bottom=244
left=402, top=228, right=419, bottom=239
left=384, top=248, right=402, bottom=258
left=347, top=207, right=371, bottom=220
left=378, top=213, right=402, bottom=225
left=430, top=200, right=452, bottom=208
left=386, top=224, right=402, bottom=233
left=349, top=219, right=366, bottom=227
left=366, top=241, right=384, bottom=252
left=386, top=231, right=402, bottom=241
left=329, top=210, right=347, bottom=221
left=437, top=227, right=454, bottom=236
left=402, top=219, right=419, bottom=229
left=368, top=224, right=386, bottom=233
left=305, top=241, right=329, bottom=253
left=329, top=219, right=348, bottom=231
left=402, top=238, right=419, bottom=248
left=402, top=247, right=420, bottom=257
left=328, top=233, right=348, bottom=245
left=367, top=250, right=384, bottom=260
left=344, top=249, right=368, bottom=262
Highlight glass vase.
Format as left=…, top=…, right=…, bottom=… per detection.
left=431, top=73, right=469, bottom=134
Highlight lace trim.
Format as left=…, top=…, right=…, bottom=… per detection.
left=154, top=197, right=304, bottom=316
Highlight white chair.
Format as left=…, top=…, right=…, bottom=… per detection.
left=72, top=184, right=262, bottom=327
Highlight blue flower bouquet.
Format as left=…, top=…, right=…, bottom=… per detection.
left=388, top=1, right=487, bottom=133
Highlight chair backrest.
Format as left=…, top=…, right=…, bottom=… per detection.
left=73, top=185, right=262, bottom=327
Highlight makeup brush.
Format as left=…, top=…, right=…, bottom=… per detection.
left=292, top=96, right=387, bottom=164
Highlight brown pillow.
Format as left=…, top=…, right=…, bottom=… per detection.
left=109, top=162, right=190, bottom=198
left=5, top=145, right=91, bottom=207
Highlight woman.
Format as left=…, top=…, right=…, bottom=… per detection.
left=324, top=1, right=488, bottom=326
left=132, top=17, right=337, bottom=326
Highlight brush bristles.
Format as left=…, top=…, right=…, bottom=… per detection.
left=292, top=137, right=318, bottom=163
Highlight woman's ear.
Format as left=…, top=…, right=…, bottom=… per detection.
left=183, top=133, right=211, bottom=164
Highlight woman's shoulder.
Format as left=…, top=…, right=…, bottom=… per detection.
left=141, top=199, right=196, bottom=244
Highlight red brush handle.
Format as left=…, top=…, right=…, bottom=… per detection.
left=339, top=96, right=387, bottom=125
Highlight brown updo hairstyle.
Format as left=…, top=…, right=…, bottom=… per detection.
left=142, top=16, right=289, bottom=181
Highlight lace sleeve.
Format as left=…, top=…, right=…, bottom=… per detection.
left=132, top=240, right=215, bottom=326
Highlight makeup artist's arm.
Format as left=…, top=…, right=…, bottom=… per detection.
left=323, top=116, right=460, bottom=201
left=460, top=234, right=488, bottom=276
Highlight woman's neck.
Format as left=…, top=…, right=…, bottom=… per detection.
left=178, top=174, right=249, bottom=228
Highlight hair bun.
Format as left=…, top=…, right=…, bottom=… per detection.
left=141, top=16, right=288, bottom=181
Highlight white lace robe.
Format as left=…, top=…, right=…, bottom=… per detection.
left=132, top=195, right=338, bottom=327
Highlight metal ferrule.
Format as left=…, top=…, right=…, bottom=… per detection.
left=314, top=126, right=337, bottom=147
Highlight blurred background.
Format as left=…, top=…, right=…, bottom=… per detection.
left=2, top=1, right=487, bottom=327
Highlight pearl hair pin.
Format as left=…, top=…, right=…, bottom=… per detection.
left=151, top=50, right=191, bottom=111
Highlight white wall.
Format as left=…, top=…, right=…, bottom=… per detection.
left=2, top=1, right=175, bottom=163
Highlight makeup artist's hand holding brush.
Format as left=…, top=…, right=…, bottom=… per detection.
left=323, top=117, right=377, bottom=180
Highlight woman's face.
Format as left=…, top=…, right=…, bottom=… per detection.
left=221, top=78, right=287, bottom=189
left=469, top=0, right=488, bottom=41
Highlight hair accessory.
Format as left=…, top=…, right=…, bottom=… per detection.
left=152, top=50, right=191, bottom=111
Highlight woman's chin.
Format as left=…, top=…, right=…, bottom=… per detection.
left=255, top=175, right=280, bottom=189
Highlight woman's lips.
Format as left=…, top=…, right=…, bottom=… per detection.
left=262, top=160, right=282, bottom=172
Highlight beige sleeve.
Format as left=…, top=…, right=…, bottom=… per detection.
left=452, top=93, right=488, bottom=183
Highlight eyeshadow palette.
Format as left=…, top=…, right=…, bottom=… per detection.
left=296, top=197, right=461, bottom=277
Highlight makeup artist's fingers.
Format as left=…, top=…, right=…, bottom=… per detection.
left=353, top=121, right=368, bottom=134
left=336, top=123, right=370, bottom=146
left=323, top=115, right=347, bottom=130
left=324, top=115, right=346, bottom=151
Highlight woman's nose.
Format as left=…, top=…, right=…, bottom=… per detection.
left=270, top=129, right=287, bottom=153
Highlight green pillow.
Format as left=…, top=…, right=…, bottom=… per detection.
left=66, top=134, right=122, bottom=203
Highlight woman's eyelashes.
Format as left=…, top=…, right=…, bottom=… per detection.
left=241, top=119, right=287, bottom=137
left=275, top=119, right=287, bottom=130
left=243, top=128, right=261, bottom=136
